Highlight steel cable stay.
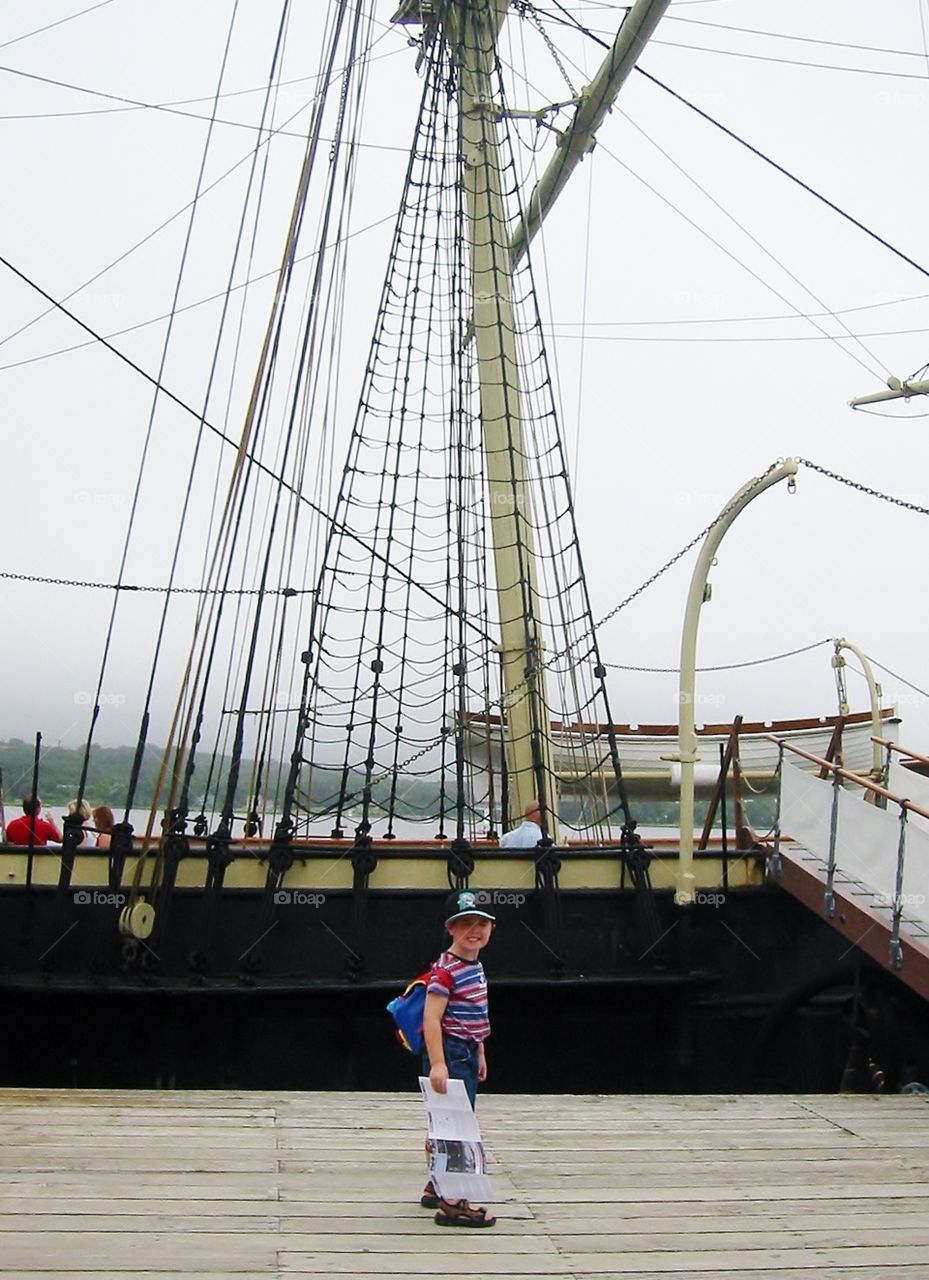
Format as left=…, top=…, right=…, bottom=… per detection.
left=206, top=1, right=378, bottom=847
left=0, top=260, right=497, bottom=639
left=134, top=0, right=324, bottom=855
left=0, top=31, right=408, bottom=146
left=128, top=2, right=316, bottom=903
left=7, top=460, right=927, bottom=664
left=128, top=3, right=303, bottom=832
left=182, top=0, right=384, bottom=863
left=519, top=5, right=920, bottom=382
left=206, top=4, right=369, bottom=850
left=0, top=33, right=407, bottom=122
left=605, top=638, right=835, bottom=674
left=0, top=73, right=334, bottom=356
left=62, top=0, right=251, bottom=892
left=608, top=107, right=890, bottom=380
left=634, top=64, right=929, bottom=284
left=122, top=0, right=370, bottom=920
left=510, top=31, right=888, bottom=382
left=0, top=0, right=117, bottom=53
left=542, top=0, right=929, bottom=76
left=0, top=211, right=400, bottom=376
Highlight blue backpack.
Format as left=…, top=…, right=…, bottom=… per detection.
left=386, top=969, right=432, bottom=1054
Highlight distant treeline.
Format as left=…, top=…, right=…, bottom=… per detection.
left=0, top=740, right=441, bottom=815
left=0, top=740, right=771, bottom=827
left=0, top=740, right=282, bottom=811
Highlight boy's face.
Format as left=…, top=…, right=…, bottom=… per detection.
left=446, top=914, right=494, bottom=958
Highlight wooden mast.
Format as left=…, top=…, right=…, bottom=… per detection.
left=444, top=0, right=558, bottom=836
left=391, top=0, right=670, bottom=835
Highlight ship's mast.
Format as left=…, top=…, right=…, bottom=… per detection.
left=443, top=0, right=558, bottom=835
left=390, top=0, right=668, bottom=837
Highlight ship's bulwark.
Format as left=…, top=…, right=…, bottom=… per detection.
left=2, top=886, right=928, bottom=1093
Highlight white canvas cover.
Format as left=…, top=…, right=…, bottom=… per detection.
left=780, top=760, right=929, bottom=928
left=887, top=755, right=929, bottom=837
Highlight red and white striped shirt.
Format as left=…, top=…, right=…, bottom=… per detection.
left=427, top=950, right=490, bottom=1043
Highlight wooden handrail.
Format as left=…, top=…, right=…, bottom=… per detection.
left=766, top=734, right=929, bottom=823
left=873, top=736, right=929, bottom=772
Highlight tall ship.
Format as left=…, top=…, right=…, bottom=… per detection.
left=2, top=0, right=929, bottom=1092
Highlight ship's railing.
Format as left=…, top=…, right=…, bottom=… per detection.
left=876, top=737, right=929, bottom=829
left=767, top=735, right=929, bottom=968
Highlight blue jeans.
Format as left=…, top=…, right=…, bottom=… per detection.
left=422, top=1035, right=479, bottom=1108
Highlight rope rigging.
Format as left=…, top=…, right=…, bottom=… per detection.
left=9, top=1, right=928, bottom=867
left=275, top=2, right=640, bottom=845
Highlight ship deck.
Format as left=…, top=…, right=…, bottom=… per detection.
left=2, top=1089, right=929, bottom=1277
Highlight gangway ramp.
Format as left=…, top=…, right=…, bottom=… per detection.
left=768, top=738, right=929, bottom=1000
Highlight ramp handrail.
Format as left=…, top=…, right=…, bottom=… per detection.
left=873, top=736, right=929, bottom=774
left=765, top=735, right=929, bottom=821
left=766, top=734, right=929, bottom=971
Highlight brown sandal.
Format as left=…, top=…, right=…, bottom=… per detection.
left=434, top=1197, right=496, bottom=1228
left=420, top=1180, right=440, bottom=1209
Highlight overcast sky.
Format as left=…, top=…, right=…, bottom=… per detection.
left=2, top=0, right=929, bottom=762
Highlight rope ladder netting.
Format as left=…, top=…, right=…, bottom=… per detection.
left=283, top=2, right=637, bottom=844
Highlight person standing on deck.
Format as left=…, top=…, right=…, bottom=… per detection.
left=498, top=798, right=544, bottom=848
left=420, top=890, right=497, bottom=1228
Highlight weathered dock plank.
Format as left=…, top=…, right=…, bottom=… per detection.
left=2, top=1089, right=929, bottom=1277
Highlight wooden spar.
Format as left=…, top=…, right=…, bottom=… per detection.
left=509, top=0, right=672, bottom=266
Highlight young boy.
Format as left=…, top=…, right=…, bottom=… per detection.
left=420, top=888, right=496, bottom=1228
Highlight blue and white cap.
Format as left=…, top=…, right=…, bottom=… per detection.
left=443, top=889, right=496, bottom=926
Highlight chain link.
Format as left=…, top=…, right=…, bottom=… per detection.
left=797, top=457, right=929, bottom=517
left=481, top=461, right=790, bottom=720
left=541, top=460, right=787, bottom=680
left=0, top=570, right=310, bottom=597
left=604, top=637, right=833, bottom=675
left=542, top=458, right=926, bottom=692
left=519, top=1, right=578, bottom=97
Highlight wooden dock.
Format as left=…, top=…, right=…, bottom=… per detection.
left=2, top=1088, right=929, bottom=1277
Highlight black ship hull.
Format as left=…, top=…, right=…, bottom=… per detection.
left=3, top=877, right=928, bottom=1094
